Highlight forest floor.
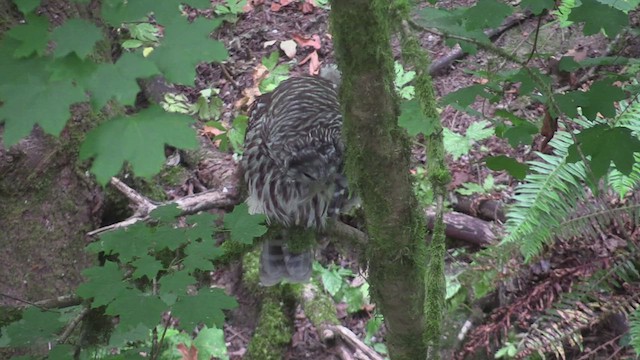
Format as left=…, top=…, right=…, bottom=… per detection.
left=172, top=0, right=631, bottom=359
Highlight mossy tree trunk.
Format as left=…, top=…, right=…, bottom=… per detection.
left=331, top=0, right=430, bottom=358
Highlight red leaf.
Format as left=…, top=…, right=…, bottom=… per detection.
left=292, top=34, right=321, bottom=49
left=299, top=50, right=320, bottom=75
left=176, top=343, right=198, bottom=360
left=301, top=0, right=314, bottom=13
left=271, top=2, right=282, bottom=11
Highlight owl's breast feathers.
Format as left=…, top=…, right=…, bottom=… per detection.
left=242, top=76, right=346, bottom=228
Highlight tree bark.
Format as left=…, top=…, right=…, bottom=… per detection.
left=331, top=1, right=428, bottom=358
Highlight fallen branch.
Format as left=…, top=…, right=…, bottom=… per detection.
left=328, top=325, right=385, bottom=360
left=87, top=177, right=240, bottom=237
left=419, top=12, right=531, bottom=75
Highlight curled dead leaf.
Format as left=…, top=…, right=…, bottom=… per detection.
left=292, top=34, right=321, bottom=49
left=299, top=50, right=320, bottom=75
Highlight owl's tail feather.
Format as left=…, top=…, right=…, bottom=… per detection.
left=259, top=238, right=312, bottom=286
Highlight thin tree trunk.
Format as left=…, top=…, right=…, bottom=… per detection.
left=330, top=1, right=429, bottom=358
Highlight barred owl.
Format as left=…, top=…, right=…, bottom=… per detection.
left=242, top=75, right=347, bottom=286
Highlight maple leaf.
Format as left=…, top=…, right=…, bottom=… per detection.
left=79, top=105, right=198, bottom=184
left=177, top=343, right=199, bottom=360
left=150, top=18, right=228, bottom=85
left=0, top=76, right=85, bottom=147
left=568, top=0, right=628, bottom=38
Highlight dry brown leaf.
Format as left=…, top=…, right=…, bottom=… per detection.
left=235, top=63, right=269, bottom=109
left=301, top=0, right=314, bottom=13
left=280, top=39, right=297, bottom=59
left=292, top=34, right=321, bottom=49
left=177, top=343, right=198, bottom=360
left=299, top=50, right=320, bottom=75
left=263, top=39, right=277, bottom=48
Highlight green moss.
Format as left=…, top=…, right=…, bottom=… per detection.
left=245, top=300, right=293, bottom=360
left=242, top=249, right=261, bottom=291
left=157, top=164, right=189, bottom=187
left=302, top=282, right=339, bottom=327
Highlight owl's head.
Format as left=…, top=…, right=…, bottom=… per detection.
left=282, top=138, right=342, bottom=185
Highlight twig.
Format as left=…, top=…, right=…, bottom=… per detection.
left=57, top=306, right=90, bottom=344
left=220, top=63, right=239, bottom=88
left=327, top=325, right=385, bottom=360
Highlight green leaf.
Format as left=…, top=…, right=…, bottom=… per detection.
left=343, top=286, right=365, bottom=313
left=193, top=326, right=229, bottom=360
left=554, top=91, right=588, bottom=118
left=464, top=0, right=513, bottom=30
left=47, top=53, right=99, bottom=82
left=150, top=18, right=228, bottom=85
left=159, top=270, right=197, bottom=295
left=568, top=0, right=628, bottom=38
left=262, top=51, right=280, bottom=70
left=171, top=289, right=238, bottom=330
left=567, top=124, right=640, bottom=180
left=580, top=80, right=627, bottom=120
left=521, top=0, right=554, bottom=15
left=6, top=14, right=50, bottom=57
left=132, top=255, right=164, bottom=279
left=183, top=239, right=223, bottom=271
left=79, top=105, right=198, bottom=184
left=486, top=155, right=528, bottom=180
left=48, top=344, right=75, bottom=360
left=440, top=84, right=490, bottom=107
left=223, top=203, right=268, bottom=244
left=320, top=268, right=343, bottom=296
left=108, top=323, right=150, bottom=348
left=0, top=77, right=85, bottom=147
left=596, top=0, right=640, bottom=12
left=398, top=99, right=436, bottom=136
left=105, top=289, right=167, bottom=329
left=466, top=120, right=494, bottom=142
left=501, top=123, right=538, bottom=147
left=87, top=222, right=154, bottom=262
left=76, top=262, right=128, bottom=307
left=84, top=52, right=160, bottom=109
left=443, top=128, right=468, bottom=160
left=101, top=0, right=183, bottom=25
left=51, top=19, right=103, bottom=58
left=122, top=39, right=143, bottom=48
left=150, top=204, right=183, bottom=221
left=456, top=182, right=486, bottom=196
left=0, top=307, right=64, bottom=346
left=14, top=0, right=41, bottom=14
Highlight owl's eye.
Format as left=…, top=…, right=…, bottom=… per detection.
left=302, top=171, right=316, bottom=180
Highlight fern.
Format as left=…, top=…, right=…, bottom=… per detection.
left=503, top=131, right=589, bottom=260
left=553, top=0, right=577, bottom=28
left=608, top=100, right=640, bottom=198
left=518, top=256, right=640, bottom=358
left=505, top=100, right=640, bottom=261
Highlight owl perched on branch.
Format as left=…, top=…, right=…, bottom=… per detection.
left=242, top=75, right=348, bottom=286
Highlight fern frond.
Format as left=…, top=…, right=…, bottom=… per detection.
left=519, top=287, right=640, bottom=359
left=503, top=131, right=589, bottom=260
left=608, top=100, right=640, bottom=198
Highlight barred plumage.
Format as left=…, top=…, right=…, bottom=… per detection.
left=242, top=75, right=347, bottom=285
